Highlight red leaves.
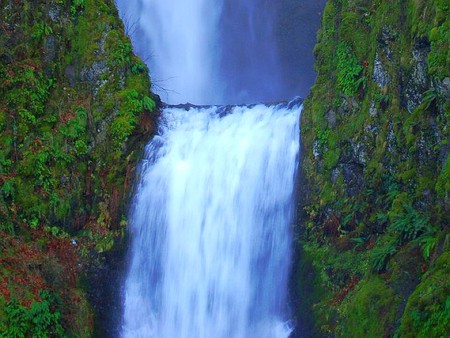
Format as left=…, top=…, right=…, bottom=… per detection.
left=0, top=277, right=11, bottom=302
left=0, top=231, right=80, bottom=306
left=0, top=23, right=12, bottom=35
left=0, top=234, right=46, bottom=305
left=46, top=238, right=79, bottom=287
left=330, top=275, right=360, bottom=305
left=60, top=111, right=76, bottom=123
left=323, top=214, right=341, bottom=237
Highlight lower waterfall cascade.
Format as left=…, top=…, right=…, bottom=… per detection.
left=122, top=101, right=302, bottom=337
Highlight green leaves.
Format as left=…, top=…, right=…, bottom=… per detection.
left=143, top=96, right=156, bottom=111
left=390, top=203, right=433, bottom=243
left=370, top=237, right=397, bottom=272
left=414, top=234, right=439, bottom=260
left=336, top=42, right=364, bottom=96
left=1, top=291, right=65, bottom=338
left=110, top=40, right=133, bottom=68
left=110, top=90, right=156, bottom=149
left=70, top=0, right=86, bottom=17
left=31, top=22, right=53, bottom=41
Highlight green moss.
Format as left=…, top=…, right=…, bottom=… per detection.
left=338, top=276, right=401, bottom=337
left=0, top=0, right=159, bottom=335
left=400, top=252, right=450, bottom=337
left=298, top=0, right=449, bottom=335
left=436, top=155, right=450, bottom=198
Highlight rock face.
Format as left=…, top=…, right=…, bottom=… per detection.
left=293, top=0, right=449, bottom=337
left=0, top=1, right=159, bottom=336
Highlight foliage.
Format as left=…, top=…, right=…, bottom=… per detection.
left=0, top=0, right=158, bottom=335
left=389, top=203, right=433, bottom=244
left=110, top=40, right=133, bottom=68
left=370, top=236, right=397, bottom=272
left=414, top=234, right=439, bottom=260
left=32, top=23, right=53, bottom=40
left=336, top=42, right=364, bottom=96
left=297, top=0, right=449, bottom=336
left=0, top=291, right=65, bottom=337
left=71, top=0, right=86, bottom=17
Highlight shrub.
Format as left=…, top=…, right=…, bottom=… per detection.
left=0, top=290, right=65, bottom=337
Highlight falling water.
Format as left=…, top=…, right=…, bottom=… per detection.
left=116, top=0, right=327, bottom=104
left=123, top=102, right=301, bottom=337
left=116, top=0, right=223, bottom=104
left=116, top=0, right=313, bottom=336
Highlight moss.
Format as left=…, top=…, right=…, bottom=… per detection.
left=337, top=276, right=401, bottom=337
left=436, top=155, right=450, bottom=198
left=0, top=0, right=159, bottom=335
left=400, top=252, right=450, bottom=337
left=297, top=0, right=449, bottom=335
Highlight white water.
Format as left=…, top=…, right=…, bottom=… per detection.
left=116, top=0, right=223, bottom=104
left=115, top=0, right=287, bottom=105
left=123, top=102, right=301, bottom=337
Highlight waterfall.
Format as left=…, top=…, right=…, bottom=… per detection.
left=115, top=0, right=286, bottom=105
left=116, top=0, right=312, bottom=336
left=116, top=0, right=223, bottom=104
left=123, top=102, right=301, bottom=337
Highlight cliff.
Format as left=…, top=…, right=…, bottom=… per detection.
left=0, top=0, right=158, bottom=335
left=293, top=0, right=449, bottom=336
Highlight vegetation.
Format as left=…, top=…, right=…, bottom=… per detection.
left=0, top=291, right=64, bottom=337
left=336, top=42, right=364, bottom=96
left=296, top=0, right=449, bottom=336
left=0, top=0, right=158, bottom=335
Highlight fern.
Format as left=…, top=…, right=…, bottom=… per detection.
left=414, top=234, right=439, bottom=259
left=391, top=204, right=433, bottom=243
left=370, top=239, right=397, bottom=272
left=336, top=42, right=364, bottom=96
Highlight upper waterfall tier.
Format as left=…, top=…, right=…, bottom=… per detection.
left=116, top=0, right=325, bottom=105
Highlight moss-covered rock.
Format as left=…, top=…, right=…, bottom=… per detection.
left=338, top=276, right=401, bottom=337
left=400, top=251, right=450, bottom=337
left=0, top=0, right=159, bottom=335
left=295, top=0, right=449, bottom=336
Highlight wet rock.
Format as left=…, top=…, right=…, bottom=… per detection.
left=379, top=26, right=396, bottom=60
left=48, top=5, right=61, bottom=22
left=351, top=140, right=368, bottom=165
left=373, top=52, right=390, bottom=88
left=43, top=35, right=56, bottom=63
left=364, top=122, right=380, bottom=136
left=82, top=61, right=108, bottom=83
left=339, top=95, right=360, bottom=114
left=342, top=163, right=364, bottom=197
left=442, top=77, right=450, bottom=95
left=326, top=109, right=337, bottom=128
left=331, top=167, right=340, bottom=184
left=403, top=39, right=431, bottom=112
left=387, top=121, right=397, bottom=155
left=369, top=100, right=378, bottom=118
left=64, top=65, right=76, bottom=86
left=313, top=140, right=321, bottom=159
left=412, top=48, right=428, bottom=87
left=434, top=77, right=450, bottom=100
